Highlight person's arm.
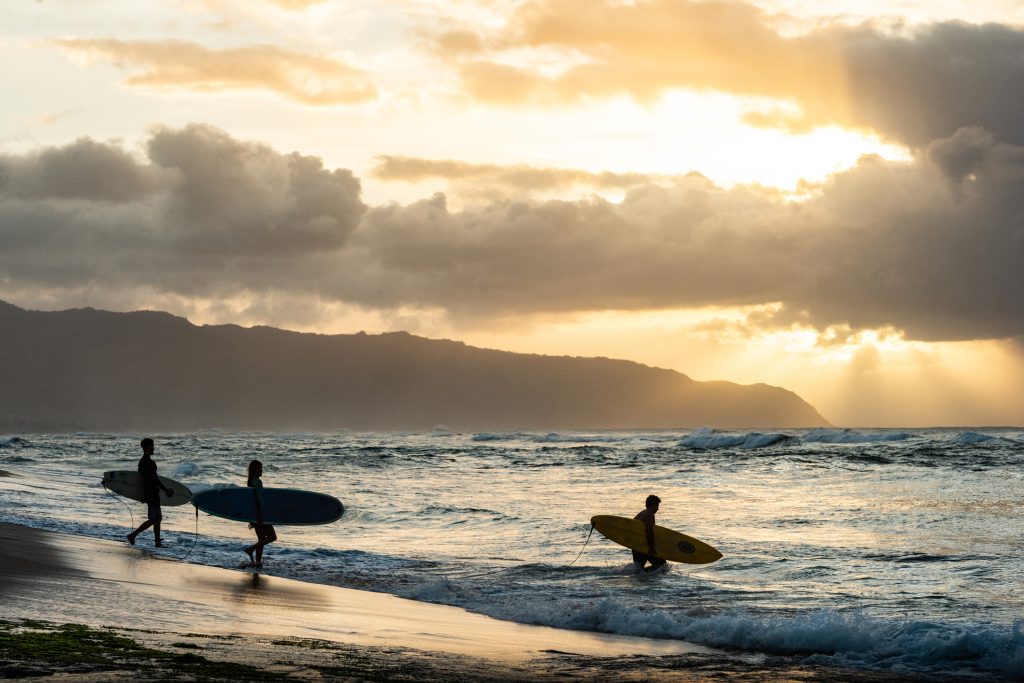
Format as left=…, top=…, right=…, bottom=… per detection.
left=644, top=515, right=656, bottom=556
left=143, top=461, right=172, bottom=498
left=252, top=481, right=264, bottom=525
left=154, top=467, right=172, bottom=497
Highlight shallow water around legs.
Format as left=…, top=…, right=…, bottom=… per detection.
left=1, top=428, right=1022, bottom=677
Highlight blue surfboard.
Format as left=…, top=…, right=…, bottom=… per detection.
left=192, top=487, right=344, bottom=526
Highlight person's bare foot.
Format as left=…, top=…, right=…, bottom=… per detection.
left=127, top=533, right=136, bottom=546
left=154, top=539, right=162, bottom=548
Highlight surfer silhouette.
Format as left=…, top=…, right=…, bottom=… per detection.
left=127, top=438, right=172, bottom=547
left=632, top=495, right=666, bottom=572
left=243, top=460, right=276, bottom=567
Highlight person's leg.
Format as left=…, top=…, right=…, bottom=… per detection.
left=631, top=549, right=648, bottom=569
left=127, top=519, right=153, bottom=544
left=148, top=503, right=163, bottom=546
left=254, top=525, right=277, bottom=564
left=646, top=556, right=667, bottom=572
left=244, top=526, right=258, bottom=564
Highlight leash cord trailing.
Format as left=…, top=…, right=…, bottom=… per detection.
left=175, top=506, right=200, bottom=563
left=442, top=524, right=597, bottom=582
left=101, top=481, right=135, bottom=528
left=102, top=481, right=199, bottom=562
left=566, top=524, right=594, bottom=567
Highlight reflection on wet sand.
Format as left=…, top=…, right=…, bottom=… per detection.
left=1, top=523, right=709, bottom=661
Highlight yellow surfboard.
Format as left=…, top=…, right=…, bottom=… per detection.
left=591, top=515, right=722, bottom=564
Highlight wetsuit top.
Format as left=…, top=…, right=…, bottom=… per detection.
left=138, top=455, right=161, bottom=505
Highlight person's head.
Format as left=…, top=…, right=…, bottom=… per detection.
left=645, top=494, right=661, bottom=511
left=140, top=438, right=154, bottom=456
left=247, top=459, right=263, bottom=486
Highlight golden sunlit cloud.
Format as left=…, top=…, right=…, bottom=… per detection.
left=57, top=38, right=377, bottom=106
left=266, top=0, right=332, bottom=8
left=432, top=0, right=1024, bottom=148
left=372, top=155, right=662, bottom=192
left=36, top=108, right=83, bottom=127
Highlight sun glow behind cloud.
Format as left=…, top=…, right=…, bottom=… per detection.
left=446, top=307, right=1024, bottom=427
left=354, top=89, right=911, bottom=209
left=2, top=0, right=1024, bottom=426
left=547, top=90, right=911, bottom=192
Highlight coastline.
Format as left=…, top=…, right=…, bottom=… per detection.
left=0, top=521, right=713, bottom=680
left=0, top=522, right=950, bottom=681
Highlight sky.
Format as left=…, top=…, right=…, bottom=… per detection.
left=2, top=0, right=1024, bottom=427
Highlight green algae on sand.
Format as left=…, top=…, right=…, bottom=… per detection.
left=0, top=620, right=282, bottom=681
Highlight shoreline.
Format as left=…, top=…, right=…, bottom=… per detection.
left=0, top=522, right=710, bottom=661
left=0, top=522, right=963, bottom=681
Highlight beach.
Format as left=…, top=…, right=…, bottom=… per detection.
left=0, top=521, right=944, bottom=681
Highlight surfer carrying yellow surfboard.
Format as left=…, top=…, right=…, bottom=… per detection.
left=632, top=495, right=666, bottom=572
left=126, top=438, right=173, bottom=548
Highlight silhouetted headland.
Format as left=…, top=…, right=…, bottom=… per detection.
left=0, top=301, right=830, bottom=432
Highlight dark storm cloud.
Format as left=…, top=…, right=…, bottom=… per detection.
left=1, top=125, right=1023, bottom=341
left=835, top=21, right=1024, bottom=147
left=0, top=125, right=365, bottom=295
left=0, top=137, right=166, bottom=202
left=434, top=0, right=1024, bottom=148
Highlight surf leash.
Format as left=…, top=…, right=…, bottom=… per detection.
left=175, top=505, right=201, bottom=563
left=101, top=480, right=135, bottom=528
left=446, top=523, right=597, bottom=581
left=566, top=524, right=595, bottom=567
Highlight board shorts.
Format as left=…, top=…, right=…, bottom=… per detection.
left=632, top=549, right=666, bottom=569
left=146, top=501, right=163, bottom=522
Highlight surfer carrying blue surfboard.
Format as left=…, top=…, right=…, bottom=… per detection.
left=127, top=438, right=173, bottom=547
left=243, top=460, right=277, bottom=567
left=632, top=495, right=666, bottom=572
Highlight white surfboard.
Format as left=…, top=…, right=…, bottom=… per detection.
left=102, top=470, right=192, bottom=506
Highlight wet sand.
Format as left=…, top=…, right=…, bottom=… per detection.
left=0, top=522, right=710, bottom=678
left=0, top=523, right=945, bottom=681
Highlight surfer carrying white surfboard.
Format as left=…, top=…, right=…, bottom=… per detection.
left=632, top=495, right=667, bottom=572
left=243, top=460, right=277, bottom=567
left=126, top=438, right=173, bottom=547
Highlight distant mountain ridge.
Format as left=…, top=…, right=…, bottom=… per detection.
left=0, top=301, right=830, bottom=432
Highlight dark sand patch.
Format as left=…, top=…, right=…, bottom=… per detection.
left=0, top=620, right=952, bottom=682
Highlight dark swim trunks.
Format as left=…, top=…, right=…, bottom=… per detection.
left=632, top=549, right=666, bottom=570
left=146, top=501, right=163, bottom=522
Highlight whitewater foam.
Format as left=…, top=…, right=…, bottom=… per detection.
left=803, top=429, right=913, bottom=444
left=679, top=429, right=790, bottom=449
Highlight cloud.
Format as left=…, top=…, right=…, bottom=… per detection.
left=434, top=0, right=1024, bottom=147
left=266, top=0, right=332, bottom=8
left=371, top=155, right=663, bottom=192
left=36, top=108, right=83, bottom=127
left=57, top=39, right=377, bottom=106
left=0, top=137, right=167, bottom=202
left=1, top=124, right=1023, bottom=342
left=0, top=124, right=365, bottom=297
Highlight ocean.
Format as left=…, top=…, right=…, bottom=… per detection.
left=1, top=428, right=1022, bottom=678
